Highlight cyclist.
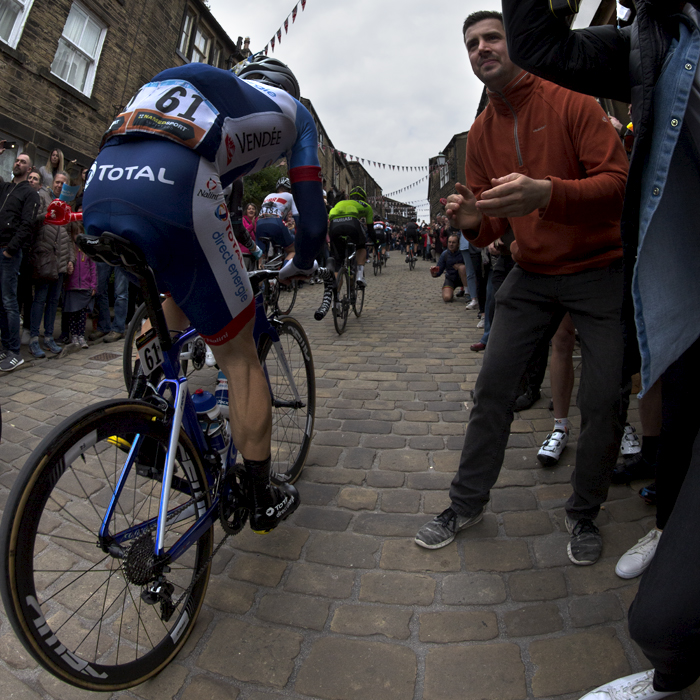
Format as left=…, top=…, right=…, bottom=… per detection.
left=257, top=176, right=297, bottom=261
left=328, top=186, right=373, bottom=287
left=82, top=56, right=328, bottom=535
left=405, top=218, right=419, bottom=263
left=370, top=216, right=387, bottom=267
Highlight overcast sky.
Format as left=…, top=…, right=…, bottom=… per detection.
left=207, top=0, right=502, bottom=219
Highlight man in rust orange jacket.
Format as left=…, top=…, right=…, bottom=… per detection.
left=415, top=10, right=629, bottom=566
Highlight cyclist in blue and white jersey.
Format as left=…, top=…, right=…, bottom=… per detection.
left=257, top=176, right=297, bottom=260
left=82, top=56, right=328, bottom=534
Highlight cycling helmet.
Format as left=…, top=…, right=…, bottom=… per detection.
left=350, top=186, right=368, bottom=202
left=236, top=55, right=301, bottom=100
left=276, top=177, right=291, bottom=191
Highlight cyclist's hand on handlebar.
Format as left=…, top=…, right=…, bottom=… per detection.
left=251, top=244, right=264, bottom=260
left=279, top=259, right=317, bottom=284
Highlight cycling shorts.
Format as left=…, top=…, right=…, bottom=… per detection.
left=82, top=139, right=254, bottom=346
left=256, top=217, right=294, bottom=256
left=405, top=232, right=418, bottom=243
left=329, top=217, right=366, bottom=260
left=371, top=230, right=386, bottom=247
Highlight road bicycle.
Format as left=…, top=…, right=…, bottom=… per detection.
left=0, top=228, right=317, bottom=691
left=372, top=246, right=384, bottom=276
left=315, top=239, right=364, bottom=335
left=259, top=237, right=298, bottom=317
left=406, top=245, right=417, bottom=271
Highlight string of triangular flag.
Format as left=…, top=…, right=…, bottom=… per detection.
left=263, top=0, right=307, bottom=55
left=384, top=175, right=430, bottom=197
left=318, top=142, right=450, bottom=174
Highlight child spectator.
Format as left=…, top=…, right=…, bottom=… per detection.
left=60, top=226, right=96, bottom=357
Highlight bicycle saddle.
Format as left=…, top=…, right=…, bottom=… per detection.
left=77, top=232, right=149, bottom=270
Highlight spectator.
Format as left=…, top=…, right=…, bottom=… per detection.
left=458, top=230, right=479, bottom=308
left=39, top=148, right=65, bottom=189
left=0, top=151, right=39, bottom=371
left=28, top=173, right=76, bottom=357
left=60, top=226, right=96, bottom=357
left=502, top=1, right=700, bottom=697
left=414, top=11, right=628, bottom=571
left=430, top=233, right=469, bottom=302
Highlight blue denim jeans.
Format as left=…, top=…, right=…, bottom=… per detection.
left=460, top=250, right=478, bottom=300
left=0, top=247, right=23, bottom=353
left=95, top=263, right=129, bottom=333
left=30, top=274, right=64, bottom=338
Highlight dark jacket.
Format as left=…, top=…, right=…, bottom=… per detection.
left=501, top=0, right=680, bottom=259
left=0, top=180, right=40, bottom=255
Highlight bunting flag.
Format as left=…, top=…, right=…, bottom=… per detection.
left=314, top=144, right=448, bottom=173
left=259, top=1, right=308, bottom=56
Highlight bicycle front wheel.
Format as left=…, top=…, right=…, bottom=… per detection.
left=0, top=400, right=213, bottom=690
left=333, top=267, right=350, bottom=335
left=258, top=316, right=316, bottom=484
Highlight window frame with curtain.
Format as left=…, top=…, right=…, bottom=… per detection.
left=0, top=0, right=35, bottom=49
left=191, top=23, right=211, bottom=63
left=50, top=1, right=107, bottom=97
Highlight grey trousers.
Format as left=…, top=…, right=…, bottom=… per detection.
left=450, top=262, right=625, bottom=520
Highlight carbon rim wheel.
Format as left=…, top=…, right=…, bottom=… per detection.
left=333, top=268, right=349, bottom=335
left=258, top=317, right=315, bottom=484
left=0, top=400, right=212, bottom=690
left=353, top=277, right=365, bottom=317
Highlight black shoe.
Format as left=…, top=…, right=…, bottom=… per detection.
left=639, top=481, right=657, bottom=506
left=610, top=453, right=655, bottom=485
left=566, top=516, right=602, bottom=566
left=250, top=482, right=300, bottom=534
left=514, top=388, right=540, bottom=412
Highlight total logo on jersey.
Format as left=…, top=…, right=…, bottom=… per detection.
left=214, top=203, right=228, bottom=222
left=85, top=163, right=175, bottom=189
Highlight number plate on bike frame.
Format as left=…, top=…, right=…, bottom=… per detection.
left=136, top=328, right=164, bottom=374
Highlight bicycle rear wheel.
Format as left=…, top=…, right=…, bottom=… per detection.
left=333, top=268, right=350, bottom=335
left=353, top=275, right=365, bottom=317
left=258, top=317, right=315, bottom=484
left=373, top=257, right=379, bottom=276
left=276, top=280, right=298, bottom=316
left=0, top=400, right=213, bottom=690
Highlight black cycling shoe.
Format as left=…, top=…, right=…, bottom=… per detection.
left=610, top=453, right=655, bottom=485
left=250, top=482, right=300, bottom=534
left=639, top=481, right=657, bottom=506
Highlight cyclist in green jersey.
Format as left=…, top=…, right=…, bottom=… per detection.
left=328, top=187, right=373, bottom=287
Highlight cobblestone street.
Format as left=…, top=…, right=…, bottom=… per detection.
left=0, top=256, right=692, bottom=700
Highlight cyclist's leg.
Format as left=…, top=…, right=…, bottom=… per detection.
left=355, top=221, right=368, bottom=283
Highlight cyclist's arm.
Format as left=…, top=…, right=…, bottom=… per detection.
left=287, top=108, right=327, bottom=271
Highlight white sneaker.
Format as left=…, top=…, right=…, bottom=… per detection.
left=615, top=529, right=661, bottom=579
left=20, top=328, right=31, bottom=345
left=537, top=428, right=569, bottom=466
left=205, top=344, right=216, bottom=367
left=621, top=424, right=641, bottom=456
left=579, top=669, right=674, bottom=700
left=466, top=298, right=479, bottom=310
left=477, top=318, right=485, bottom=329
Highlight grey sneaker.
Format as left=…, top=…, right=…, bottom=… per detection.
left=566, top=516, right=602, bottom=566
left=103, top=330, right=124, bottom=343
left=0, top=352, right=24, bottom=372
left=415, top=506, right=483, bottom=549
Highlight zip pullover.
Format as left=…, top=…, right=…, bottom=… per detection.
left=464, top=71, right=628, bottom=275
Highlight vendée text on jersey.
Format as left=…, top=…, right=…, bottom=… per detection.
left=234, top=127, right=283, bottom=154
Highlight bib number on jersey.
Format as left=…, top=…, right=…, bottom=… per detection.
left=102, top=80, right=219, bottom=149
left=136, top=328, right=164, bottom=375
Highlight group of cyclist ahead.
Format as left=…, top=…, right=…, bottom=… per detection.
left=82, top=55, right=328, bottom=535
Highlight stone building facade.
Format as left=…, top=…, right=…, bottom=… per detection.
left=427, top=130, right=468, bottom=223
left=0, top=0, right=246, bottom=182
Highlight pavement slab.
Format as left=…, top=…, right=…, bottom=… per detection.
left=0, top=263, right=679, bottom=700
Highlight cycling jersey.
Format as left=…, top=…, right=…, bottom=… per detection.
left=328, top=199, right=373, bottom=229
left=84, top=63, right=327, bottom=345
left=405, top=222, right=419, bottom=242
left=371, top=221, right=386, bottom=245
left=260, top=192, right=299, bottom=219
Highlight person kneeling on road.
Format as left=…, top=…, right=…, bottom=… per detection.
left=430, top=233, right=470, bottom=302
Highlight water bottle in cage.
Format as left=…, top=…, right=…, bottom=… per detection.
left=192, top=388, right=230, bottom=463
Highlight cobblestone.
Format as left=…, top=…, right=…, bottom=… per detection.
left=0, top=270, right=659, bottom=700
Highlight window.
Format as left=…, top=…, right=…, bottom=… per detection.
left=209, top=42, right=221, bottom=68
left=0, top=133, right=24, bottom=182
left=0, top=0, right=34, bottom=49
left=191, top=25, right=211, bottom=63
left=50, top=3, right=106, bottom=96
left=178, top=8, right=194, bottom=56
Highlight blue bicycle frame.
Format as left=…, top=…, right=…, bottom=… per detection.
left=98, top=281, right=287, bottom=563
